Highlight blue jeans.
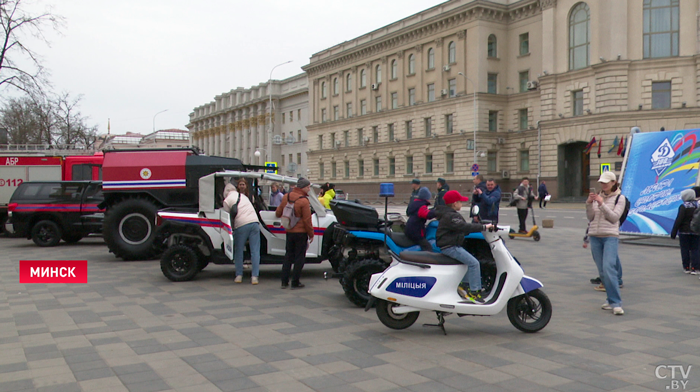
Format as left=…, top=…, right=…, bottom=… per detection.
left=590, top=236, right=621, bottom=307
left=234, top=222, right=260, bottom=277
left=678, top=233, right=700, bottom=270
left=594, top=255, right=623, bottom=286
left=441, top=246, right=482, bottom=291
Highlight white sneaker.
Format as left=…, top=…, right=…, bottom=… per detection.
left=601, top=302, right=612, bottom=310
left=613, top=307, right=624, bottom=315
left=691, top=270, right=699, bottom=275
left=251, top=277, right=259, bottom=285
left=234, top=275, right=242, bottom=283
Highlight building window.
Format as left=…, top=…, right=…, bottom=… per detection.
left=375, top=96, right=382, bottom=112
left=281, top=155, right=285, bottom=166
left=467, top=139, right=474, bottom=150
left=358, top=159, right=364, bottom=176
left=406, top=156, right=413, bottom=174
left=321, top=82, right=327, bottom=98
left=391, top=60, right=398, bottom=79
left=321, top=108, right=327, bottom=122
left=408, top=88, right=416, bottom=106
left=448, top=79, right=456, bottom=97
left=332, top=161, right=336, bottom=178
left=487, top=34, right=497, bottom=58
left=344, top=161, right=350, bottom=178
left=319, top=163, right=324, bottom=179
left=487, top=152, right=497, bottom=172
left=644, top=0, right=679, bottom=58
left=425, top=154, right=433, bottom=173
left=519, top=71, right=529, bottom=92
left=388, top=123, right=395, bottom=141
left=297, top=153, right=301, bottom=164
left=391, top=92, right=398, bottom=109
left=373, top=126, right=379, bottom=143
left=487, top=73, right=497, bottom=94
left=488, top=111, right=498, bottom=132
left=357, top=128, right=363, bottom=145
left=425, top=117, right=432, bottom=137
left=446, top=153, right=454, bottom=173
left=282, top=113, right=285, bottom=124
left=408, top=54, right=415, bottom=75
left=360, top=69, right=367, bottom=88
left=333, top=78, right=339, bottom=95
left=652, top=81, right=672, bottom=109
left=406, top=120, right=412, bottom=139
left=373, top=159, right=379, bottom=176
left=298, top=109, right=301, bottom=120
left=346, top=103, right=352, bottom=117
left=346, top=73, right=352, bottom=92
left=360, top=99, right=367, bottom=115
left=520, top=150, right=530, bottom=171
left=331, top=133, right=336, bottom=147
left=389, top=157, right=395, bottom=175
left=376, top=65, right=382, bottom=83
left=445, top=114, right=454, bottom=134
left=344, top=130, right=349, bottom=147
left=427, top=48, right=435, bottom=69
left=318, top=135, right=323, bottom=149
left=427, top=84, right=435, bottom=102
left=290, top=110, right=293, bottom=122
left=333, top=106, right=339, bottom=121
left=569, top=2, right=590, bottom=70
left=519, top=32, right=529, bottom=55
left=519, top=108, right=529, bottom=130
left=297, top=130, right=301, bottom=143
left=573, top=90, right=584, bottom=116
left=448, top=41, right=456, bottom=63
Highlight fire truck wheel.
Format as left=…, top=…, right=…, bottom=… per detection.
left=104, top=198, right=159, bottom=260
left=31, top=220, right=62, bottom=247
left=160, top=245, right=200, bottom=282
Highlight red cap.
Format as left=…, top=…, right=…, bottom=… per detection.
left=443, top=190, right=469, bottom=205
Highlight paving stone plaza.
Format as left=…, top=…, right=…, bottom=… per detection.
left=1, top=218, right=699, bottom=391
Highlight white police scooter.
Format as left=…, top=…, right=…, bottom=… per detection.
left=366, top=208, right=552, bottom=334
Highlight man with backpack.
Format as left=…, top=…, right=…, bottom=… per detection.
left=275, top=178, right=313, bottom=289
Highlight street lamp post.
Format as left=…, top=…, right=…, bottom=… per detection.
left=267, top=61, right=293, bottom=163
left=254, top=149, right=266, bottom=165
left=458, top=72, right=478, bottom=169
left=153, top=109, right=168, bottom=133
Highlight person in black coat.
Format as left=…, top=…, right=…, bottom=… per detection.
left=470, top=174, right=487, bottom=222
left=538, top=180, right=549, bottom=208
left=671, top=189, right=700, bottom=274
left=435, top=178, right=450, bottom=206
left=404, top=187, right=435, bottom=251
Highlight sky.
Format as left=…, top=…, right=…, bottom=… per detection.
left=13, top=0, right=447, bottom=135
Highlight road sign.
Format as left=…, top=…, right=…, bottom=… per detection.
left=471, top=172, right=479, bottom=177
left=265, top=162, right=278, bottom=174
left=471, top=163, right=479, bottom=172
left=600, top=163, right=610, bottom=174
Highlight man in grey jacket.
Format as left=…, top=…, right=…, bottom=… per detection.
left=514, top=177, right=535, bottom=233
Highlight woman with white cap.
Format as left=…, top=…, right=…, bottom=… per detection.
left=586, top=171, right=626, bottom=315
left=671, top=189, right=700, bottom=274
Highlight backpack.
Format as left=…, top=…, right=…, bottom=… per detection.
left=615, top=194, right=631, bottom=225
left=281, top=194, right=307, bottom=230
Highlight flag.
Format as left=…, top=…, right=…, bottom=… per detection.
left=617, top=136, right=624, bottom=156
left=608, top=136, right=619, bottom=154
left=584, top=137, right=597, bottom=154
left=597, top=138, right=602, bottom=158
left=621, top=136, right=628, bottom=157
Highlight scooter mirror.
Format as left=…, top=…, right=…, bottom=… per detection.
left=471, top=205, right=480, bottom=216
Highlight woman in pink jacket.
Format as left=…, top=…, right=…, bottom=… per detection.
left=223, top=182, right=261, bottom=285
left=586, top=171, right=626, bottom=315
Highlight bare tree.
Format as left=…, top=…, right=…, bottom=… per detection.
left=53, top=92, right=97, bottom=148
left=0, top=96, right=42, bottom=143
left=0, top=0, right=63, bottom=94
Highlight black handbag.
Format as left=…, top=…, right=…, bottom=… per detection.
left=229, top=193, right=241, bottom=220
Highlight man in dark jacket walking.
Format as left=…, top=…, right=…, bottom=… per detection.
left=405, top=187, right=436, bottom=251
left=409, top=179, right=421, bottom=203
left=474, top=179, right=501, bottom=223
left=538, top=180, right=549, bottom=209
left=435, top=178, right=450, bottom=206
left=275, top=178, right=314, bottom=289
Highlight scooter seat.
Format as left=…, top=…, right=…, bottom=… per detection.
left=384, top=230, right=418, bottom=248
left=398, top=251, right=463, bottom=265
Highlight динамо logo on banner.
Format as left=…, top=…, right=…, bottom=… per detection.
left=651, top=139, right=675, bottom=175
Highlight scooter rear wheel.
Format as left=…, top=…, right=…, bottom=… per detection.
left=376, top=299, right=419, bottom=330
left=507, top=289, right=552, bottom=333
left=532, top=231, right=541, bottom=241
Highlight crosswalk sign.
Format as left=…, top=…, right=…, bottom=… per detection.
left=265, top=162, right=278, bottom=174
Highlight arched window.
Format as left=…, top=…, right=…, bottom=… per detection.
left=569, top=2, right=590, bottom=69
left=391, top=60, right=398, bottom=79
left=346, top=73, right=352, bottom=92
left=427, top=48, right=435, bottom=69
left=643, top=0, right=679, bottom=58
left=360, top=69, right=366, bottom=88
left=333, top=78, right=339, bottom=95
left=448, top=41, right=456, bottom=63
left=487, top=34, right=497, bottom=58
left=376, top=65, right=382, bottom=83
left=321, top=82, right=327, bottom=98
left=408, top=54, right=415, bottom=74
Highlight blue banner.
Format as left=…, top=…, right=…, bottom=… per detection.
left=621, top=129, right=700, bottom=235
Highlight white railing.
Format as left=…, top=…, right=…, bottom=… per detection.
left=0, top=144, right=95, bottom=154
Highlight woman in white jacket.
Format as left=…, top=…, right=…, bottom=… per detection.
left=586, top=171, right=626, bottom=315
left=223, top=182, right=261, bottom=284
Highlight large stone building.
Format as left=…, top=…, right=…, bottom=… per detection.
left=303, top=0, right=700, bottom=200
left=187, top=74, right=309, bottom=178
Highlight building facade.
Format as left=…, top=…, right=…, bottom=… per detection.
left=303, top=0, right=700, bottom=200
left=187, top=74, right=309, bottom=178
left=95, top=130, right=190, bottom=150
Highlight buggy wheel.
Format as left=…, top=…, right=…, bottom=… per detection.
left=160, top=245, right=200, bottom=282
left=507, top=289, right=552, bottom=333
left=376, top=299, right=419, bottom=330
left=532, top=231, right=541, bottom=242
left=31, top=220, right=62, bottom=247
left=341, top=258, right=387, bottom=307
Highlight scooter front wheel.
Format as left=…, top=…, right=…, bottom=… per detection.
left=507, top=289, right=552, bottom=333
left=508, top=228, right=515, bottom=240
left=376, top=300, right=420, bottom=330
left=532, top=231, right=541, bottom=241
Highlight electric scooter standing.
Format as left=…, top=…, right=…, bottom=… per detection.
left=366, top=225, right=552, bottom=334
left=509, top=204, right=540, bottom=241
